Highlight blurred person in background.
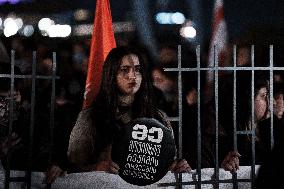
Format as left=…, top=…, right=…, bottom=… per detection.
left=152, top=66, right=178, bottom=117
left=203, top=72, right=271, bottom=172
left=257, top=83, right=284, bottom=156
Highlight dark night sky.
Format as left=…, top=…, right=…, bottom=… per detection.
left=224, top=0, right=284, bottom=41
left=1, top=0, right=284, bottom=44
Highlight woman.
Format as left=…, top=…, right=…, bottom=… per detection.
left=220, top=72, right=270, bottom=172
left=68, top=46, right=190, bottom=174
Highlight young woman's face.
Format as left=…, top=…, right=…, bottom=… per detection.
left=116, top=54, right=142, bottom=96
left=274, top=93, right=284, bottom=119
left=255, top=87, right=268, bottom=121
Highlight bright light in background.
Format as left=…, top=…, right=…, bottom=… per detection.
left=0, top=18, right=2, bottom=27
left=180, top=20, right=197, bottom=39
left=171, top=12, right=185, bottom=24
left=47, top=24, right=71, bottom=37
left=14, top=18, right=23, bottom=29
left=4, top=17, right=14, bottom=27
left=180, top=26, right=196, bottom=39
left=74, top=9, right=89, bottom=21
left=156, top=12, right=171, bottom=24
left=155, top=12, right=185, bottom=24
left=38, top=18, right=54, bottom=31
left=4, top=18, right=18, bottom=37
left=22, top=25, right=34, bottom=37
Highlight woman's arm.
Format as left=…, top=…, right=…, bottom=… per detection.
left=67, top=109, right=95, bottom=167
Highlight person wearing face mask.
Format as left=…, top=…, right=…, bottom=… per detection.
left=68, top=46, right=191, bottom=174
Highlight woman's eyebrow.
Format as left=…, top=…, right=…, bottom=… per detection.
left=120, top=65, right=140, bottom=68
left=120, top=65, right=131, bottom=68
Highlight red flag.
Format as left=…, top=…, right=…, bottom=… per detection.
left=206, top=0, right=228, bottom=101
left=83, top=0, right=116, bottom=109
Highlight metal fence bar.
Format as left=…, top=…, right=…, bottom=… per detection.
left=4, top=50, right=15, bottom=189
left=159, top=178, right=253, bottom=187
left=47, top=52, right=57, bottom=189
left=167, top=117, right=180, bottom=122
left=177, top=45, right=183, bottom=189
left=269, top=45, right=274, bottom=150
left=0, top=74, right=60, bottom=79
left=214, top=45, right=220, bottom=189
left=251, top=45, right=256, bottom=189
left=232, top=45, right=238, bottom=189
left=196, top=45, right=202, bottom=189
left=164, top=67, right=284, bottom=72
left=26, top=51, right=37, bottom=189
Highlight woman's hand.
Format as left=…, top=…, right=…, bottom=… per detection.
left=221, top=151, right=241, bottom=172
left=0, top=133, right=21, bottom=157
left=169, top=159, right=191, bottom=173
left=45, top=164, right=66, bottom=184
left=94, top=160, right=120, bottom=174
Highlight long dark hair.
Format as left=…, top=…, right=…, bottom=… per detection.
left=237, top=71, right=268, bottom=130
left=92, top=46, right=156, bottom=143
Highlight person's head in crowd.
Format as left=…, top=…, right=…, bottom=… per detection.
left=81, top=56, right=88, bottom=75
left=226, top=41, right=251, bottom=67
left=38, top=51, right=53, bottom=75
left=185, top=87, right=197, bottom=106
left=273, top=83, right=284, bottom=119
left=273, top=71, right=284, bottom=84
left=94, top=46, right=155, bottom=120
left=152, top=66, right=176, bottom=94
left=158, top=46, right=177, bottom=68
left=72, top=42, right=88, bottom=73
left=237, top=72, right=269, bottom=129
left=237, top=46, right=251, bottom=66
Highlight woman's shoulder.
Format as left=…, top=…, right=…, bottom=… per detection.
left=76, top=108, right=94, bottom=125
left=70, top=107, right=95, bottom=138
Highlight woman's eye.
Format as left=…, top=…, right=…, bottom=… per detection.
left=135, top=67, right=141, bottom=72
left=262, top=94, right=267, bottom=99
left=120, top=68, right=128, bottom=73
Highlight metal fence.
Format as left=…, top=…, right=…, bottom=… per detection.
left=0, top=45, right=283, bottom=189
left=159, top=45, right=284, bottom=189
left=0, top=50, right=57, bottom=189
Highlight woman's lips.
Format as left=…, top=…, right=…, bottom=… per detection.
left=128, top=82, right=137, bottom=88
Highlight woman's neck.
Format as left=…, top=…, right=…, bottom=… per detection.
left=118, top=95, right=134, bottom=107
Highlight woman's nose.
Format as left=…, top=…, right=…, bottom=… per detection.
left=128, top=68, right=136, bottom=79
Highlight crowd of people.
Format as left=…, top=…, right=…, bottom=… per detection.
left=0, top=35, right=284, bottom=187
